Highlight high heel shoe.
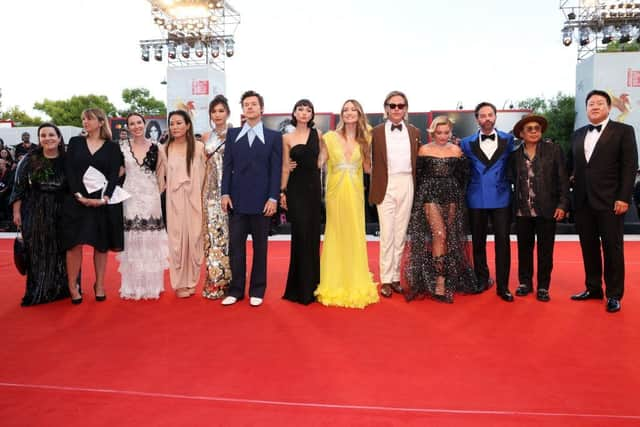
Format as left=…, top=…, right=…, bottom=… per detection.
left=94, top=283, right=106, bottom=302
left=71, top=296, right=83, bottom=305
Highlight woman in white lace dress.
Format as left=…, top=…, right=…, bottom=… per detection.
left=117, top=113, right=169, bottom=299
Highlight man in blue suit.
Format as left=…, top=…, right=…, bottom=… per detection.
left=460, top=102, right=516, bottom=302
left=220, top=90, right=283, bottom=307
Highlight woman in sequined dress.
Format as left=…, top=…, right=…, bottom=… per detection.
left=402, top=116, right=481, bottom=303
left=201, top=95, right=232, bottom=299
left=116, top=113, right=169, bottom=300
left=280, top=99, right=322, bottom=305
left=10, top=123, right=71, bottom=306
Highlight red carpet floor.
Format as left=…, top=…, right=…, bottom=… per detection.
left=1, top=240, right=639, bottom=426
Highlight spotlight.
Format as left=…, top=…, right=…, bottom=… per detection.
left=562, top=27, right=573, bottom=46
left=194, top=40, right=204, bottom=57
left=225, top=39, right=235, bottom=57
left=568, top=11, right=576, bottom=19
left=602, top=25, right=614, bottom=44
left=579, top=28, right=591, bottom=46
left=620, top=24, right=632, bottom=43
left=168, top=42, right=177, bottom=59
left=141, top=45, right=150, bottom=62
left=210, top=40, right=220, bottom=58
left=154, top=45, right=163, bottom=61
left=181, top=42, right=190, bottom=58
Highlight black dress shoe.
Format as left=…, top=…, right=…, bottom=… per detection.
left=515, top=284, right=532, bottom=297
left=380, top=283, right=392, bottom=298
left=536, top=289, right=550, bottom=302
left=606, top=298, right=621, bottom=313
left=94, top=283, right=106, bottom=302
left=390, top=281, right=403, bottom=294
left=571, top=290, right=603, bottom=301
left=497, top=290, right=514, bottom=302
left=71, top=296, right=83, bottom=305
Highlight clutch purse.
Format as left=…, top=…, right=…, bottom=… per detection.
left=14, top=228, right=29, bottom=276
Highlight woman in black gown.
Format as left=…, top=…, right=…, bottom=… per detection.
left=11, top=123, right=71, bottom=306
left=61, top=108, right=124, bottom=304
left=279, top=99, right=322, bottom=304
left=403, top=116, right=481, bottom=303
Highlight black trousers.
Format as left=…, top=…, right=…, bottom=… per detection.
left=469, top=207, right=511, bottom=292
left=515, top=216, right=557, bottom=290
left=574, top=204, right=625, bottom=299
left=227, top=212, right=271, bottom=299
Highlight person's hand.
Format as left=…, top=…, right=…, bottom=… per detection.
left=221, top=195, right=233, bottom=213
left=13, top=213, right=21, bottom=228
left=553, top=208, right=565, bottom=221
left=288, top=160, right=297, bottom=171
left=614, top=200, right=629, bottom=216
left=263, top=200, right=277, bottom=216
left=280, top=193, right=288, bottom=210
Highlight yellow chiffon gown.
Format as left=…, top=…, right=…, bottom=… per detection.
left=314, top=131, right=379, bottom=308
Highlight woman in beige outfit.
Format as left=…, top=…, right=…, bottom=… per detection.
left=164, top=110, right=206, bottom=297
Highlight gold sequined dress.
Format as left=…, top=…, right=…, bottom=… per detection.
left=202, top=131, right=231, bottom=299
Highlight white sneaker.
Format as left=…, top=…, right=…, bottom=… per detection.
left=249, top=297, right=263, bottom=307
left=221, top=296, right=238, bottom=306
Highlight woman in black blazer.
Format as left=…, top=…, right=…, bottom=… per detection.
left=510, top=115, right=569, bottom=302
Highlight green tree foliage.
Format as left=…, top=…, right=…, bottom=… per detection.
left=0, top=106, right=43, bottom=126
left=119, top=88, right=166, bottom=116
left=600, top=40, right=640, bottom=53
left=517, top=93, right=576, bottom=153
left=34, top=95, right=117, bottom=127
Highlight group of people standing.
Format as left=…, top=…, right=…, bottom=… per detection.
left=10, top=89, right=637, bottom=313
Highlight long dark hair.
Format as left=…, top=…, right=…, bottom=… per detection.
left=290, top=99, right=315, bottom=128
left=31, top=123, right=65, bottom=180
left=166, top=110, right=196, bottom=177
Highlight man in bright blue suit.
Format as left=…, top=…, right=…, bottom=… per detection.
left=460, top=102, right=516, bottom=302
left=220, top=90, right=283, bottom=307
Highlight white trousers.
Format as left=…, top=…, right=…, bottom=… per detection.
left=376, top=173, right=413, bottom=283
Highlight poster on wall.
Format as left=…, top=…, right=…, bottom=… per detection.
left=167, top=66, right=225, bottom=134
left=576, top=51, right=640, bottom=163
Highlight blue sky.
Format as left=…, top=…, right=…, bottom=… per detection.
left=0, top=0, right=576, bottom=118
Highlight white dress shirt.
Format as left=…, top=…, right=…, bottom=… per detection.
left=479, top=130, right=498, bottom=159
left=384, top=121, right=412, bottom=174
left=235, top=121, right=265, bottom=147
left=584, top=118, right=609, bottom=162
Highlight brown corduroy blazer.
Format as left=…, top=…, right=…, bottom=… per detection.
left=368, top=121, right=421, bottom=205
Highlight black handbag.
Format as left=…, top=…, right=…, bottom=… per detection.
left=13, top=228, right=29, bottom=275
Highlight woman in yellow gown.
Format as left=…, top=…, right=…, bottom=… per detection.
left=314, top=99, right=379, bottom=308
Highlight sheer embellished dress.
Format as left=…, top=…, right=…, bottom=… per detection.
left=10, top=152, right=71, bottom=306
left=282, top=129, right=321, bottom=305
left=202, top=132, right=231, bottom=299
left=402, top=156, right=481, bottom=303
left=116, top=141, right=169, bottom=300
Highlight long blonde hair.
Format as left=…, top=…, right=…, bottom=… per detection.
left=82, top=108, right=112, bottom=141
left=336, top=99, right=370, bottom=164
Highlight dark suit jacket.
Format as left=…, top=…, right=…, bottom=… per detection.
left=567, top=120, right=638, bottom=211
left=510, top=140, right=570, bottom=219
left=460, top=130, right=515, bottom=209
left=221, top=125, right=283, bottom=215
left=368, top=122, right=421, bottom=205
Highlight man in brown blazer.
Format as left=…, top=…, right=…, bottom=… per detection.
left=369, top=91, right=421, bottom=297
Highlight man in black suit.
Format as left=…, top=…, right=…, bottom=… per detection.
left=567, top=90, right=638, bottom=313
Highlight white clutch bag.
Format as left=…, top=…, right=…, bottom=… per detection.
left=82, top=166, right=131, bottom=204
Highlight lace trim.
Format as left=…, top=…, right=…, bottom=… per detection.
left=123, top=215, right=164, bottom=231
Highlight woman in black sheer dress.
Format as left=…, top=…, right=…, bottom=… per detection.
left=11, top=123, right=71, bottom=306
left=402, top=116, right=481, bottom=303
left=61, top=108, right=124, bottom=304
left=279, top=99, right=323, bottom=304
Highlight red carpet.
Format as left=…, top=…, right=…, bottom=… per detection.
left=1, top=240, right=639, bottom=426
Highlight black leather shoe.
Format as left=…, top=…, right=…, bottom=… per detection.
left=571, top=290, right=603, bottom=301
left=497, top=290, right=514, bottom=302
left=606, top=298, right=621, bottom=313
left=380, top=283, right=392, bottom=298
left=71, top=296, right=83, bottom=305
left=536, top=289, right=550, bottom=302
left=515, top=284, right=532, bottom=297
left=391, top=281, right=403, bottom=294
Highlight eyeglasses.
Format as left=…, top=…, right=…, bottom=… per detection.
left=386, top=103, right=406, bottom=110
left=524, top=125, right=541, bottom=132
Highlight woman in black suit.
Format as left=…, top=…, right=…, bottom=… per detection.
left=510, top=114, right=569, bottom=302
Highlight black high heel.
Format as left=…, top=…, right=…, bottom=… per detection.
left=94, top=283, right=106, bottom=302
left=71, top=296, right=83, bottom=305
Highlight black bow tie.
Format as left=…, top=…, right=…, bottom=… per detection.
left=391, top=123, right=403, bottom=131
left=588, top=124, right=602, bottom=132
left=480, top=133, right=495, bottom=141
